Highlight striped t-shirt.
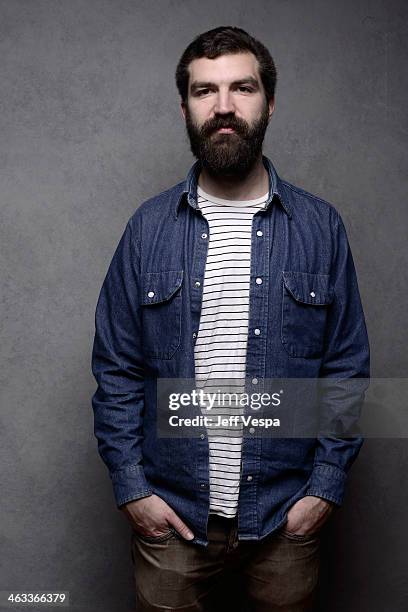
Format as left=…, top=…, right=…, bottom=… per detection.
left=194, top=184, right=269, bottom=518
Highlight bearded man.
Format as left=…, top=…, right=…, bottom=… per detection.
left=91, top=26, right=370, bottom=612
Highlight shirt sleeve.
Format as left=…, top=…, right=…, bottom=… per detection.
left=305, top=209, right=370, bottom=506
left=91, top=218, right=153, bottom=507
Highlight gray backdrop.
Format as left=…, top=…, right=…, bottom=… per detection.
left=1, top=1, right=407, bottom=611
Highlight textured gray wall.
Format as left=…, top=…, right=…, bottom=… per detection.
left=1, top=1, right=407, bottom=611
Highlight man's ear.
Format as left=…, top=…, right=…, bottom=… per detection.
left=180, top=101, right=187, bottom=121
left=268, top=97, right=275, bottom=122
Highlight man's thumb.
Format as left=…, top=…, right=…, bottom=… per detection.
left=167, top=511, right=194, bottom=540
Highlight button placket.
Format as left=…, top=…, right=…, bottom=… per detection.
left=191, top=212, right=210, bottom=379
left=240, top=211, right=269, bottom=539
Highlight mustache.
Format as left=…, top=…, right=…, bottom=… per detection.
left=201, top=118, right=247, bottom=136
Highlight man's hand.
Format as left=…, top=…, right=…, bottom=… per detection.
left=285, top=495, right=336, bottom=536
left=120, top=494, right=195, bottom=540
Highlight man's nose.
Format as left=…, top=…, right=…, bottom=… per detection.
left=213, top=90, right=235, bottom=115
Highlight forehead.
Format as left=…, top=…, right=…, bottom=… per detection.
left=188, top=52, right=261, bottom=87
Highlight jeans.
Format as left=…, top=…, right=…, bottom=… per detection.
left=130, top=513, right=321, bottom=611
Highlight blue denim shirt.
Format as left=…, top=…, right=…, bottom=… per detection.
left=91, top=155, right=370, bottom=546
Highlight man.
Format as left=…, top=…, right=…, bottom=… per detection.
left=91, top=26, right=370, bottom=612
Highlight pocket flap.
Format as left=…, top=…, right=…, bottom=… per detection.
left=282, top=271, right=334, bottom=305
left=141, top=270, right=183, bottom=305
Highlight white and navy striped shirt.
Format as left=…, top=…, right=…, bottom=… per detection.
left=194, top=184, right=269, bottom=518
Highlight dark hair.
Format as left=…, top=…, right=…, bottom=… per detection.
left=175, top=26, right=277, bottom=105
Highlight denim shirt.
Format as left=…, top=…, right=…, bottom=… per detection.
left=91, top=155, right=370, bottom=546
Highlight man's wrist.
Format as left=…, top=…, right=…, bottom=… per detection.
left=118, top=491, right=153, bottom=510
left=304, top=494, right=336, bottom=507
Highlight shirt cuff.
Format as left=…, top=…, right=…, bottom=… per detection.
left=110, top=464, right=153, bottom=508
left=305, top=463, right=348, bottom=506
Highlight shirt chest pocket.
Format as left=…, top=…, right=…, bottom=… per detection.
left=140, top=270, right=183, bottom=359
left=281, top=271, right=334, bottom=358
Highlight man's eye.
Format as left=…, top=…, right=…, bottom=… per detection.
left=197, top=89, right=210, bottom=96
left=238, top=86, right=252, bottom=92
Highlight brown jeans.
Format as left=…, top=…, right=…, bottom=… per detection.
left=130, top=513, right=321, bottom=611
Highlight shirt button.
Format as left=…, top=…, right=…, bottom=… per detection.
left=147, top=291, right=155, bottom=298
left=249, top=427, right=255, bottom=434
left=193, top=332, right=197, bottom=338
left=247, top=475, right=253, bottom=482
left=200, top=483, right=208, bottom=489
left=256, top=230, right=263, bottom=237
left=310, top=291, right=316, bottom=297
left=195, top=281, right=201, bottom=287
left=200, top=433, right=205, bottom=440
left=201, top=232, right=208, bottom=239
left=252, top=378, right=258, bottom=385
left=254, top=328, right=261, bottom=335
left=255, top=277, right=262, bottom=285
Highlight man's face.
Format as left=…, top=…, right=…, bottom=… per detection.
left=181, top=52, right=274, bottom=178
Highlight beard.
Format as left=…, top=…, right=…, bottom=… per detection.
left=184, top=100, right=270, bottom=179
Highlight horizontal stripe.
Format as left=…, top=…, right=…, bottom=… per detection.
left=195, top=185, right=267, bottom=517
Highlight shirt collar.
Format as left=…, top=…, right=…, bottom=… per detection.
left=173, top=154, right=292, bottom=220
